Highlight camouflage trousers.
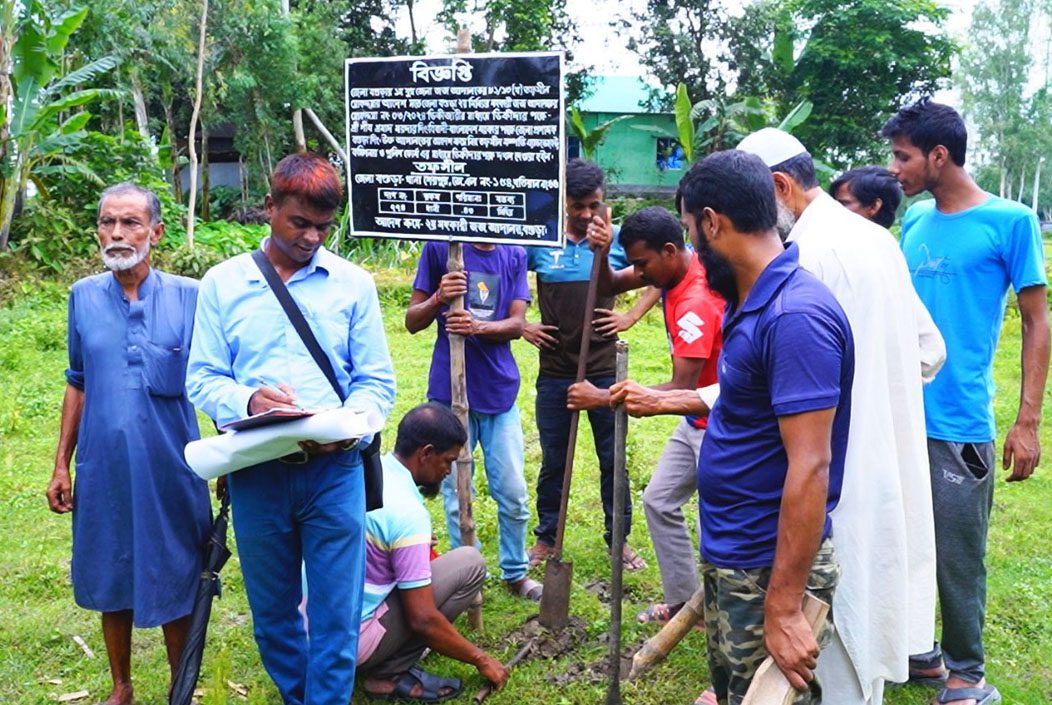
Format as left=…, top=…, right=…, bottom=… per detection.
left=701, top=538, right=839, bottom=705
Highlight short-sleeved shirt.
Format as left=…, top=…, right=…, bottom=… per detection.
left=412, top=242, right=531, bottom=414
left=358, top=454, right=434, bottom=661
left=697, top=244, right=854, bottom=569
left=662, top=255, right=725, bottom=429
left=526, top=231, right=629, bottom=378
left=900, top=197, right=1047, bottom=442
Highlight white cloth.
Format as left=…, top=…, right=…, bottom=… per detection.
left=184, top=408, right=385, bottom=480
left=792, top=193, right=944, bottom=702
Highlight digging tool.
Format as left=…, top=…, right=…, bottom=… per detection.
left=473, top=641, right=534, bottom=704
left=740, top=593, right=830, bottom=705
left=538, top=208, right=608, bottom=630
left=627, top=583, right=705, bottom=680
left=605, top=341, right=629, bottom=705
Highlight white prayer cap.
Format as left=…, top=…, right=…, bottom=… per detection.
left=736, top=128, right=808, bottom=168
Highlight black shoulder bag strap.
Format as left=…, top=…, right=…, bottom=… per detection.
left=251, top=248, right=383, bottom=510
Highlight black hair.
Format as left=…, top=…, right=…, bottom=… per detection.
left=98, top=183, right=162, bottom=225
left=676, top=150, right=777, bottom=233
left=566, top=158, right=605, bottom=199
left=618, top=206, right=684, bottom=252
left=881, top=98, right=967, bottom=167
left=829, top=166, right=903, bottom=228
left=394, top=403, right=467, bottom=457
left=769, top=152, right=819, bottom=190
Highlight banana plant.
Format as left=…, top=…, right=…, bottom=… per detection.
left=0, top=0, right=120, bottom=250
left=567, top=106, right=630, bottom=160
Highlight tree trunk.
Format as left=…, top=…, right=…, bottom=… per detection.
left=1018, top=169, right=1026, bottom=202
left=293, top=110, right=306, bottom=152
left=407, top=0, right=418, bottom=45
left=164, top=101, right=184, bottom=205
left=1033, top=158, right=1044, bottom=213
left=201, top=123, right=211, bottom=221
left=239, top=155, right=248, bottom=206
left=999, top=161, right=1007, bottom=198
left=0, top=3, right=14, bottom=171
left=129, top=71, right=152, bottom=146
left=0, top=153, right=24, bottom=251
left=186, top=0, right=209, bottom=248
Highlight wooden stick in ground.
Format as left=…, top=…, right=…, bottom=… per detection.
left=606, top=341, right=629, bottom=705
left=447, top=26, right=482, bottom=632
left=473, top=640, right=534, bottom=704
left=740, top=594, right=829, bottom=705
left=627, top=584, right=705, bottom=680
left=538, top=249, right=605, bottom=630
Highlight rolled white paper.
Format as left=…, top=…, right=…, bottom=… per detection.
left=184, top=408, right=386, bottom=481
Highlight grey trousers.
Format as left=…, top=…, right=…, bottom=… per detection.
left=927, top=439, right=996, bottom=684
left=358, top=546, right=486, bottom=679
left=642, top=419, right=705, bottom=606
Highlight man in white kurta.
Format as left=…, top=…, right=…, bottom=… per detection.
left=738, top=128, right=946, bottom=705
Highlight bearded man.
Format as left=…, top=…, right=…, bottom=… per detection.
left=47, top=182, right=211, bottom=705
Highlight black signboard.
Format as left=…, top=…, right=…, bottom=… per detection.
left=345, top=51, right=564, bottom=247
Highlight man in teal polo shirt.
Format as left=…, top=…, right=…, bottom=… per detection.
left=521, top=159, right=647, bottom=570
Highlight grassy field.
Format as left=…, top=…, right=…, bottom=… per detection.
left=0, top=266, right=1050, bottom=705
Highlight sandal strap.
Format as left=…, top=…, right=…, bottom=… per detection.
left=936, top=685, right=996, bottom=703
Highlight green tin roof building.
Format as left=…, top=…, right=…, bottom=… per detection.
left=572, top=76, right=684, bottom=195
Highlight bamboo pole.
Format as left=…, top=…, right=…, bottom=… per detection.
left=449, top=27, right=482, bottom=632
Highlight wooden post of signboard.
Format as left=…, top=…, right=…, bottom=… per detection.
left=449, top=26, right=483, bottom=632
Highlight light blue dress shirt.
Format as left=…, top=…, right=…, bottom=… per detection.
left=187, top=239, right=396, bottom=428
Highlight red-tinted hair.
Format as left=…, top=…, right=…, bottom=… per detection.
left=270, top=152, right=343, bottom=211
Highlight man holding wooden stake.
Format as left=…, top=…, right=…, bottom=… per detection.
left=406, top=240, right=540, bottom=601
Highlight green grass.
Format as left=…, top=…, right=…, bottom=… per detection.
left=1, top=270, right=1050, bottom=704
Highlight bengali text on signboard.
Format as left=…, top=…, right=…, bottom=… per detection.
left=345, top=51, right=565, bottom=247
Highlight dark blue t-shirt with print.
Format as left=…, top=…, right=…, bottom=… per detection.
left=413, top=241, right=531, bottom=414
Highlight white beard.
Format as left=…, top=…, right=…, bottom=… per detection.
left=775, top=200, right=797, bottom=242
left=101, top=243, right=149, bottom=272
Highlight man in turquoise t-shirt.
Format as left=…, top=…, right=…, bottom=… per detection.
left=883, top=99, right=1050, bottom=705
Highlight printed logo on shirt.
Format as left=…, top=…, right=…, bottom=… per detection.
left=676, top=311, right=705, bottom=344
left=467, top=272, right=500, bottom=321
left=549, top=250, right=565, bottom=270
left=913, top=243, right=955, bottom=283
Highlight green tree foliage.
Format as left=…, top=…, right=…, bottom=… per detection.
left=0, top=0, right=120, bottom=250
left=437, top=0, right=590, bottom=103
left=621, top=0, right=954, bottom=167
left=959, top=0, right=1052, bottom=212
left=775, top=0, right=954, bottom=166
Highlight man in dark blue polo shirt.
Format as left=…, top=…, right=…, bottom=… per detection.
left=677, top=150, right=855, bottom=705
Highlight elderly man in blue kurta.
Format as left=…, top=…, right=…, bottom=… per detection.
left=47, top=183, right=211, bottom=705
left=186, top=153, right=396, bottom=705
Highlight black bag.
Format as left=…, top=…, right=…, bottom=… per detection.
left=251, top=249, right=384, bottom=511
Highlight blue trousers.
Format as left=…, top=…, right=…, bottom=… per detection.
left=440, top=405, right=530, bottom=582
left=228, top=452, right=365, bottom=705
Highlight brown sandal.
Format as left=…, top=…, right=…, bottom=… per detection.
left=620, top=544, right=647, bottom=571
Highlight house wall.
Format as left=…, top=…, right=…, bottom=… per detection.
left=582, top=111, right=685, bottom=193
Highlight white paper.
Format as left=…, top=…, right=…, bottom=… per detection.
left=184, top=408, right=385, bottom=480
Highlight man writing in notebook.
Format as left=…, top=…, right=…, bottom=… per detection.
left=187, top=153, right=396, bottom=705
